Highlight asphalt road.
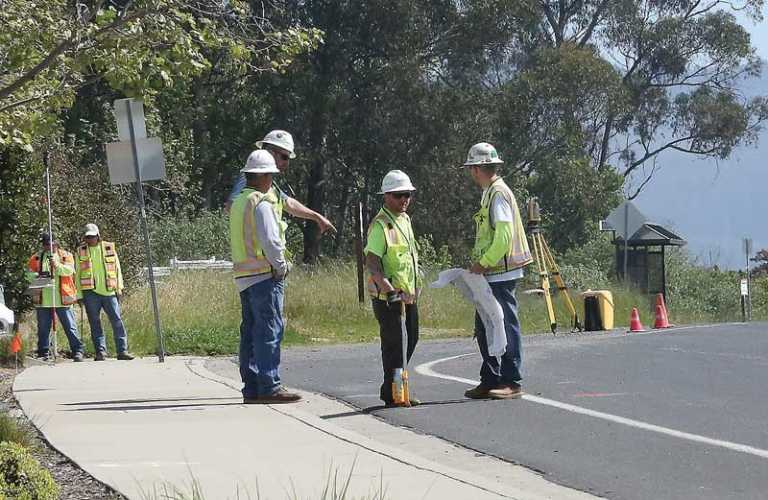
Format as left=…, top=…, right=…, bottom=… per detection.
left=268, top=322, right=768, bottom=500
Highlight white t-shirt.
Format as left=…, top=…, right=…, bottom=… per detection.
left=484, top=191, right=525, bottom=283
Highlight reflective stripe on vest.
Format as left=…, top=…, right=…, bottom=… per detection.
left=77, top=242, right=119, bottom=291
left=472, top=178, right=533, bottom=275
left=28, top=250, right=78, bottom=306
left=230, top=188, right=279, bottom=279
left=366, top=208, right=420, bottom=299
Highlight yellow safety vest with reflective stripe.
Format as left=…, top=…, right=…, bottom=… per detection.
left=230, top=187, right=281, bottom=279
left=366, top=208, right=421, bottom=298
left=472, top=178, right=533, bottom=275
left=77, top=242, right=120, bottom=292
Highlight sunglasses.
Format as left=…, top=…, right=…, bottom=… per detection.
left=389, top=192, right=412, bottom=199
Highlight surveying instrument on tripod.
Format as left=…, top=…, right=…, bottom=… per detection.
left=526, top=198, right=582, bottom=334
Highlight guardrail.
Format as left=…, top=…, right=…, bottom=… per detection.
left=143, top=257, right=233, bottom=278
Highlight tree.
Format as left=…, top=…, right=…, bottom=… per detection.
left=752, top=249, right=768, bottom=277
left=471, top=1, right=768, bottom=197
left=0, top=0, right=320, bottom=308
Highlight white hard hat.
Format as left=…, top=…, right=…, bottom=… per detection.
left=241, top=150, right=279, bottom=174
left=463, top=142, right=504, bottom=166
left=256, top=130, right=296, bottom=159
left=378, top=170, right=416, bottom=194
left=84, top=223, right=100, bottom=236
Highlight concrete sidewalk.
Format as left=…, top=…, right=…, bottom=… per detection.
left=14, top=357, right=597, bottom=499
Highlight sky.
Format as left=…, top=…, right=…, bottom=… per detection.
left=630, top=9, right=768, bottom=270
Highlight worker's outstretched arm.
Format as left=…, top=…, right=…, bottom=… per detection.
left=283, top=197, right=337, bottom=235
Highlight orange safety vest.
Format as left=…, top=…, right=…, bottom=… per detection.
left=27, top=249, right=78, bottom=306
left=77, top=241, right=119, bottom=292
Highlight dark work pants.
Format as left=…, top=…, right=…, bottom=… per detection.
left=475, top=280, right=523, bottom=386
left=372, top=299, right=419, bottom=403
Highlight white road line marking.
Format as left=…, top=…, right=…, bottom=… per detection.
left=415, top=354, right=768, bottom=460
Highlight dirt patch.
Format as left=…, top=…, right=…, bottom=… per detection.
left=0, top=364, right=125, bottom=500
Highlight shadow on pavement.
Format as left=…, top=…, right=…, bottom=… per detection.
left=321, top=398, right=480, bottom=420
left=62, top=396, right=242, bottom=406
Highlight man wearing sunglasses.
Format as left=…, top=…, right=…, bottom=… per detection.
left=463, top=143, right=533, bottom=400
left=364, top=170, right=421, bottom=407
left=226, top=130, right=336, bottom=236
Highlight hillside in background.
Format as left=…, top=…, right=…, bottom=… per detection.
left=635, top=64, right=768, bottom=270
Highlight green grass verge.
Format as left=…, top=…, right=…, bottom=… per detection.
left=37, top=263, right=766, bottom=357
left=111, top=265, right=681, bottom=356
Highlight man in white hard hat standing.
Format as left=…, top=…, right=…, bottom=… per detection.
left=226, top=130, right=336, bottom=236
left=76, top=223, right=134, bottom=361
left=364, top=170, right=421, bottom=407
left=463, top=143, right=533, bottom=399
left=230, top=150, right=300, bottom=404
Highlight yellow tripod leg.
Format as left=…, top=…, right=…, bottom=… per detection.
left=541, top=238, right=582, bottom=332
left=532, top=233, right=557, bottom=334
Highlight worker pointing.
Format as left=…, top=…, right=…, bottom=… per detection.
left=226, top=130, right=336, bottom=235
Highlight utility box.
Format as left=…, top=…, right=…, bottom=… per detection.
left=581, top=290, right=614, bottom=331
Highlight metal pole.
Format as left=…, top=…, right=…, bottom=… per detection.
left=623, top=203, right=629, bottom=286
left=355, top=201, right=365, bottom=304
left=746, top=240, right=752, bottom=322
left=126, top=101, right=165, bottom=362
left=44, top=154, right=57, bottom=363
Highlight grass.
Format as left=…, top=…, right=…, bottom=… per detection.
left=114, top=264, right=688, bottom=356
left=0, top=412, right=33, bottom=449
left=140, top=458, right=389, bottom=500
left=27, top=262, right=767, bottom=357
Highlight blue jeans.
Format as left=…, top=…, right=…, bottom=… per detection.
left=36, top=307, right=83, bottom=356
left=475, top=280, right=523, bottom=386
left=83, top=291, right=129, bottom=354
left=239, top=278, right=285, bottom=398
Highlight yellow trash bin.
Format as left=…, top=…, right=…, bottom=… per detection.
left=581, top=290, right=614, bottom=331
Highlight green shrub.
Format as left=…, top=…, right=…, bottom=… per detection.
left=0, top=442, right=58, bottom=500
left=416, top=234, right=454, bottom=273
left=0, top=414, right=32, bottom=448
left=150, top=211, right=230, bottom=264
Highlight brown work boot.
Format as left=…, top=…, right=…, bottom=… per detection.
left=464, top=384, right=491, bottom=399
left=117, top=352, right=135, bottom=360
left=488, top=383, right=524, bottom=400
left=246, top=387, right=302, bottom=404
left=94, top=351, right=106, bottom=361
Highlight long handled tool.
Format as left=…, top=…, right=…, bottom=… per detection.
left=44, top=153, right=57, bottom=363
left=392, top=301, right=411, bottom=407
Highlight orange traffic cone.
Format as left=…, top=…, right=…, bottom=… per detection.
left=629, top=307, right=646, bottom=332
left=654, top=294, right=674, bottom=328
left=654, top=304, right=671, bottom=329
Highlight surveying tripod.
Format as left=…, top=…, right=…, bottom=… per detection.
left=527, top=198, right=582, bottom=334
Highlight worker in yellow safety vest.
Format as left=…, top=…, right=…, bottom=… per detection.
left=75, top=223, right=134, bottom=361
left=463, top=143, right=533, bottom=400
left=364, top=170, right=422, bottom=407
left=230, top=150, right=300, bottom=404
left=27, top=233, right=84, bottom=361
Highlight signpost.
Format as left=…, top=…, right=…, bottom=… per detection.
left=106, top=98, right=166, bottom=362
left=743, top=238, right=753, bottom=322
left=740, top=278, right=749, bottom=322
left=604, top=202, right=649, bottom=285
